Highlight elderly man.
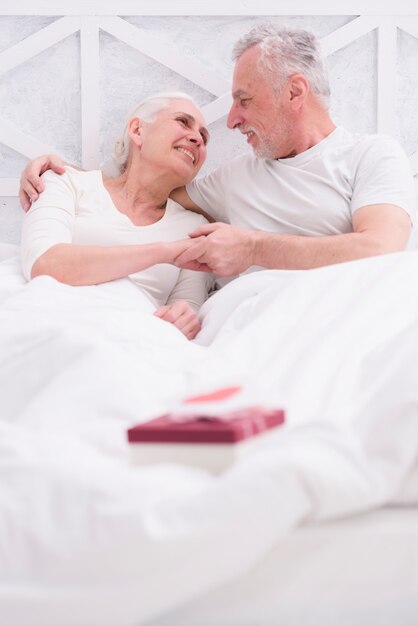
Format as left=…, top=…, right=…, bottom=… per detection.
left=171, top=24, right=416, bottom=275
left=19, top=24, right=416, bottom=276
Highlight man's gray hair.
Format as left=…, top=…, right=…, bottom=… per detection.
left=233, top=23, right=330, bottom=106
left=113, top=92, right=199, bottom=174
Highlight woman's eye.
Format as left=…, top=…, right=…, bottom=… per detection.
left=177, top=117, right=188, bottom=126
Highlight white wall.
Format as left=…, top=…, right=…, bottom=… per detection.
left=0, top=0, right=417, bottom=243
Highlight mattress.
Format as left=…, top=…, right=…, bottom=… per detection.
left=148, top=507, right=418, bottom=626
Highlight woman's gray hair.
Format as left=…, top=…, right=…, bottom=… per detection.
left=113, top=92, right=199, bottom=174
left=232, top=23, right=330, bottom=107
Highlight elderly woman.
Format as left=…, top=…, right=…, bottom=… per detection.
left=20, top=92, right=211, bottom=339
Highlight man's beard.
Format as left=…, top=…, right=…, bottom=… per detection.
left=253, top=136, right=282, bottom=159
left=253, top=116, right=292, bottom=160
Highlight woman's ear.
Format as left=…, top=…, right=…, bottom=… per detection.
left=288, top=74, right=309, bottom=111
left=128, top=117, right=143, bottom=147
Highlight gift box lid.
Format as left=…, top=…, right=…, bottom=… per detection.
left=127, top=406, right=285, bottom=445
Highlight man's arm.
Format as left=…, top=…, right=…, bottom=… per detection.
left=174, top=203, right=412, bottom=275
left=170, top=186, right=214, bottom=222
left=19, top=157, right=216, bottom=222
left=251, top=204, right=412, bottom=270
left=19, top=154, right=67, bottom=210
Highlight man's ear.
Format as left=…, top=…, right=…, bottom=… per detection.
left=128, top=117, right=143, bottom=146
left=288, top=74, right=309, bottom=111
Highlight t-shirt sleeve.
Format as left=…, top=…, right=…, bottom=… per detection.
left=166, top=268, right=213, bottom=311
left=186, top=167, right=229, bottom=223
left=166, top=212, right=214, bottom=310
left=351, top=136, right=417, bottom=224
left=20, top=169, right=77, bottom=280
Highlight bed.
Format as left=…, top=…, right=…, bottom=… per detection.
left=149, top=507, right=418, bottom=626
left=0, top=242, right=417, bottom=626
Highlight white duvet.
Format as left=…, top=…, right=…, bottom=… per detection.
left=0, top=243, right=417, bottom=626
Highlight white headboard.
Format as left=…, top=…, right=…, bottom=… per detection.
left=0, top=0, right=417, bottom=243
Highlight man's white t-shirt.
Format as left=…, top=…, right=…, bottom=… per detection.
left=187, top=127, right=416, bottom=237
left=21, top=167, right=210, bottom=309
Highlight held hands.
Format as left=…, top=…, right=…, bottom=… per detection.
left=19, top=154, right=66, bottom=211
left=154, top=300, right=201, bottom=340
left=174, top=223, right=256, bottom=276
left=164, top=237, right=207, bottom=263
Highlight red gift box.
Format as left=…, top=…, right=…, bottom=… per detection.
left=127, top=406, right=285, bottom=473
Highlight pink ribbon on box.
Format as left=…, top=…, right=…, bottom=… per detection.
left=183, top=386, right=242, bottom=404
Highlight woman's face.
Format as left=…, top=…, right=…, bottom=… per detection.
left=138, top=99, right=209, bottom=184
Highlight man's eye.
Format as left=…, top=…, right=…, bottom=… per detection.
left=240, top=98, right=250, bottom=107
left=177, top=117, right=188, bottom=125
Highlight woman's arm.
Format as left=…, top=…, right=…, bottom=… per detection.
left=154, top=269, right=213, bottom=340
left=166, top=267, right=212, bottom=311
left=20, top=169, right=200, bottom=285
left=30, top=240, right=195, bottom=285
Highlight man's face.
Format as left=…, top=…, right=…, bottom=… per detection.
left=227, top=46, right=292, bottom=159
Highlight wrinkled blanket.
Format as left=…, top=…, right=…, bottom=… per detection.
left=0, top=244, right=417, bottom=626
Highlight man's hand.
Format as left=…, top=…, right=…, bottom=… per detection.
left=19, top=154, right=65, bottom=211
left=174, top=223, right=256, bottom=276
left=154, top=300, right=201, bottom=340
left=164, top=236, right=207, bottom=264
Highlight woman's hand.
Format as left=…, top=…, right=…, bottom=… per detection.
left=164, top=237, right=207, bottom=264
left=154, top=300, right=201, bottom=340
left=19, top=154, right=66, bottom=211
left=174, top=223, right=257, bottom=275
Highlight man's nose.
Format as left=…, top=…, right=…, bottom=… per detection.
left=227, top=104, right=241, bottom=129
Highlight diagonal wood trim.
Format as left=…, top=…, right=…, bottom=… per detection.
left=396, top=15, right=418, bottom=38
left=99, top=16, right=231, bottom=96
left=201, top=93, right=233, bottom=125
left=0, top=16, right=80, bottom=77
left=321, top=15, right=380, bottom=55
left=0, top=120, right=55, bottom=159
left=0, top=178, right=19, bottom=195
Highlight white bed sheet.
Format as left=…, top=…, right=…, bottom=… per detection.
left=148, top=507, right=418, bottom=626
left=0, top=244, right=417, bottom=626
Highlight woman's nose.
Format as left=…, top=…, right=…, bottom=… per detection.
left=187, top=131, right=202, bottom=145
